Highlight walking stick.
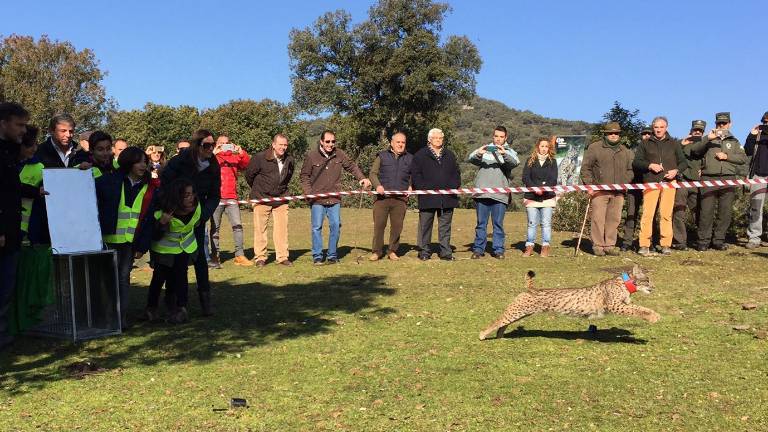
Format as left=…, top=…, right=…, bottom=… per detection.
left=575, top=195, right=592, bottom=256
left=353, top=186, right=366, bottom=264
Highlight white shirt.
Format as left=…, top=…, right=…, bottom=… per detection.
left=275, top=151, right=285, bottom=174
left=54, top=140, right=75, bottom=166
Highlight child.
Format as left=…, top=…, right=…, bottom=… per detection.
left=137, top=178, right=201, bottom=324
left=81, top=131, right=117, bottom=178
left=95, top=146, right=153, bottom=329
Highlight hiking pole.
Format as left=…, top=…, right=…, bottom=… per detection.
left=353, top=186, right=367, bottom=264
left=575, top=196, right=591, bottom=257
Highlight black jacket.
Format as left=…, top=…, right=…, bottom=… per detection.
left=522, top=157, right=558, bottom=201
left=245, top=149, right=295, bottom=207
left=35, top=137, right=89, bottom=168
left=95, top=172, right=148, bottom=243
left=411, top=146, right=461, bottom=210
left=160, top=150, right=221, bottom=222
left=0, top=137, right=22, bottom=255
left=745, top=130, right=768, bottom=177
left=632, top=133, right=687, bottom=182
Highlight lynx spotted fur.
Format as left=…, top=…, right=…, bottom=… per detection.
left=479, top=265, right=660, bottom=340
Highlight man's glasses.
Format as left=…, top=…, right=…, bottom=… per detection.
left=323, top=140, right=336, bottom=144
left=606, top=132, right=620, bottom=136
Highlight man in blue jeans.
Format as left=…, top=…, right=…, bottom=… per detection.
left=299, top=130, right=371, bottom=265
left=467, top=126, right=519, bottom=259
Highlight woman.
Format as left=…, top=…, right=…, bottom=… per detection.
left=140, top=178, right=201, bottom=324
left=159, top=130, right=220, bottom=316
left=145, top=145, right=167, bottom=179
left=95, top=146, right=153, bottom=329
left=521, top=137, right=558, bottom=257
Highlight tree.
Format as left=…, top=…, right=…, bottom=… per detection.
left=0, top=34, right=114, bottom=131
left=590, top=101, right=647, bottom=148
left=288, top=0, right=481, bottom=153
left=106, top=103, right=201, bottom=148
left=200, top=99, right=307, bottom=157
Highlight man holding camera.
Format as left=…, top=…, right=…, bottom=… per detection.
left=467, top=126, right=519, bottom=259
left=210, top=134, right=251, bottom=267
left=672, top=120, right=707, bottom=250
left=744, top=111, right=768, bottom=249
left=688, top=112, right=747, bottom=251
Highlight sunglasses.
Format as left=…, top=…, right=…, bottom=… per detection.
left=323, top=140, right=336, bottom=144
left=202, top=142, right=214, bottom=149
left=606, top=132, right=620, bottom=136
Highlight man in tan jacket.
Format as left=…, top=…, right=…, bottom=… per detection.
left=300, top=130, right=371, bottom=265
left=580, top=122, right=634, bottom=256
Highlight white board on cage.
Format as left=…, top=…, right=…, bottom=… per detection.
left=43, top=168, right=104, bottom=254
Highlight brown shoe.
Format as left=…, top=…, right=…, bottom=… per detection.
left=387, top=252, right=399, bottom=261
left=522, top=245, right=534, bottom=257
left=234, top=256, right=254, bottom=267
left=277, top=260, right=293, bottom=267
left=254, top=259, right=266, bottom=267
left=541, top=245, right=550, bottom=258
left=368, top=253, right=380, bottom=262
left=167, top=307, right=188, bottom=324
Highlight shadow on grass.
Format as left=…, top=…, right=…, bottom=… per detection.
left=0, top=274, right=395, bottom=394
left=502, top=325, right=647, bottom=344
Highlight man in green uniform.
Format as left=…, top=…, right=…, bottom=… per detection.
left=672, top=120, right=706, bottom=250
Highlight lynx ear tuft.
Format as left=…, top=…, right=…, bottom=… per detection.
left=527, top=270, right=536, bottom=279
left=632, top=264, right=642, bottom=276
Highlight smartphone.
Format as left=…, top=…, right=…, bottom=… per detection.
left=221, top=143, right=235, bottom=152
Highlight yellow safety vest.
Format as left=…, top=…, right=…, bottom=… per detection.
left=92, top=159, right=118, bottom=179
left=19, top=162, right=44, bottom=234
left=103, top=183, right=148, bottom=244
left=150, top=204, right=201, bottom=254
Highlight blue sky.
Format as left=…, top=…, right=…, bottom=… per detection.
left=4, top=0, right=766, bottom=138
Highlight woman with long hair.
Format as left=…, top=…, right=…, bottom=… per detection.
left=521, top=137, right=558, bottom=257
left=145, top=145, right=167, bottom=179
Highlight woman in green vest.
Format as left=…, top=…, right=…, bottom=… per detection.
left=136, top=178, right=201, bottom=324
left=95, top=146, right=152, bottom=329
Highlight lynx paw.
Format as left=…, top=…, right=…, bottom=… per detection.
left=647, top=312, right=661, bottom=323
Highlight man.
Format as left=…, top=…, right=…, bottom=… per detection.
left=176, top=140, right=190, bottom=153
left=112, top=138, right=128, bottom=159
left=633, top=116, right=687, bottom=256
left=620, top=126, right=651, bottom=252
left=412, top=128, right=461, bottom=261
left=36, top=114, right=89, bottom=168
left=744, top=111, right=768, bottom=249
left=245, top=134, right=295, bottom=266
left=368, top=132, right=413, bottom=261
left=300, top=130, right=371, bottom=265
left=580, top=122, right=634, bottom=256
left=209, top=134, right=251, bottom=267
left=78, top=131, right=92, bottom=152
left=688, top=112, right=747, bottom=251
left=468, top=126, right=519, bottom=259
left=0, top=102, right=29, bottom=349
left=672, top=120, right=706, bottom=250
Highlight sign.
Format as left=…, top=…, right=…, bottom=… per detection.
left=555, top=135, right=588, bottom=186
left=43, top=169, right=104, bottom=254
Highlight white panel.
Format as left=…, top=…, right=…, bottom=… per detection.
left=43, top=168, right=104, bottom=254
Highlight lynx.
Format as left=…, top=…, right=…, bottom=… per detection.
left=479, top=265, right=659, bottom=340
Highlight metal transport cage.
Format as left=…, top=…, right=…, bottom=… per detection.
left=28, top=250, right=121, bottom=341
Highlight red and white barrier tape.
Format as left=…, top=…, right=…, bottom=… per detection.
left=219, top=177, right=768, bottom=205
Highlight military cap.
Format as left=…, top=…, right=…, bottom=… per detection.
left=641, top=126, right=652, bottom=134
left=602, top=122, right=622, bottom=133
left=690, top=120, right=706, bottom=131
left=762, top=111, right=768, bottom=122
left=715, top=112, right=731, bottom=124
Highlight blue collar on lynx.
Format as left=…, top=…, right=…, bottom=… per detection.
left=621, top=273, right=637, bottom=294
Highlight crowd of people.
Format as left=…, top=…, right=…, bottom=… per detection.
left=1, top=100, right=767, bottom=349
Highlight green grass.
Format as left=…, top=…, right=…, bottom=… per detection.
left=1, top=208, right=767, bottom=431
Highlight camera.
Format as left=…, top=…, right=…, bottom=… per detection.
left=759, top=125, right=768, bottom=135
left=221, top=143, right=236, bottom=152
left=485, top=144, right=498, bottom=153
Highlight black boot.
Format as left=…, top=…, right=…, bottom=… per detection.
left=199, top=291, right=213, bottom=317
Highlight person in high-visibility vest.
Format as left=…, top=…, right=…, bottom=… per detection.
left=96, top=146, right=154, bottom=329
left=135, top=178, right=200, bottom=324
left=78, top=131, right=118, bottom=179
left=17, top=126, right=46, bottom=243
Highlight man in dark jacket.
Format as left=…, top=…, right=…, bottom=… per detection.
left=411, top=128, right=461, bottom=261
left=633, top=116, right=687, bottom=256
left=688, top=112, right=747, bottom=251
left=0, top=102, right=29, bottom=349
left=744, top=111, right=768, bottom=249
left=160, top=130, right=221, bottom=315
left=368, top=132, right=412, bottom=261
left=620, top=126, right=650, bottom=251
left=299, top=130, right=370, bottom=265
left=245, top=133, right=295, bottom=266
left=581, top=122, right=634, bottom=256
left=672, top=120, right=706, bottom=250
left=35, top=114, right=89, bottom=168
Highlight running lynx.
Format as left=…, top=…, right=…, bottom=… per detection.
left=479, top=265, right=659, bottom=340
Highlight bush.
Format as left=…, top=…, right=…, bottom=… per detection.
left=552, top=192, right=590, bottom=233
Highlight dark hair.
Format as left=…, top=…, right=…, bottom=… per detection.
left=494, top=126, right=507, bottom=136
left=88, top=130, right=113, bottom=149
left=118, top=146, right=150, bottom=183
left=48, top=113, right=76, bottom=132
left=319, top=129, right=335, bottom=143
left=157, top=178, right=197, bottom=214
left=190, top=129, right=213, bottom=160
left=0, top=102, right=30, bottom=122
left=21, top=125, right=40, bottom=148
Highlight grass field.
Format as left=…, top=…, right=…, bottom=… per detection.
left=1, top=208, right=767, bottom=431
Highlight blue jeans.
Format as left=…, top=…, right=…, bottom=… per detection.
left=472, top=199, right=507, bottom=255
left=311, top=203, right=341, bottom=260
left=526, top=206, right=553, bottom=246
